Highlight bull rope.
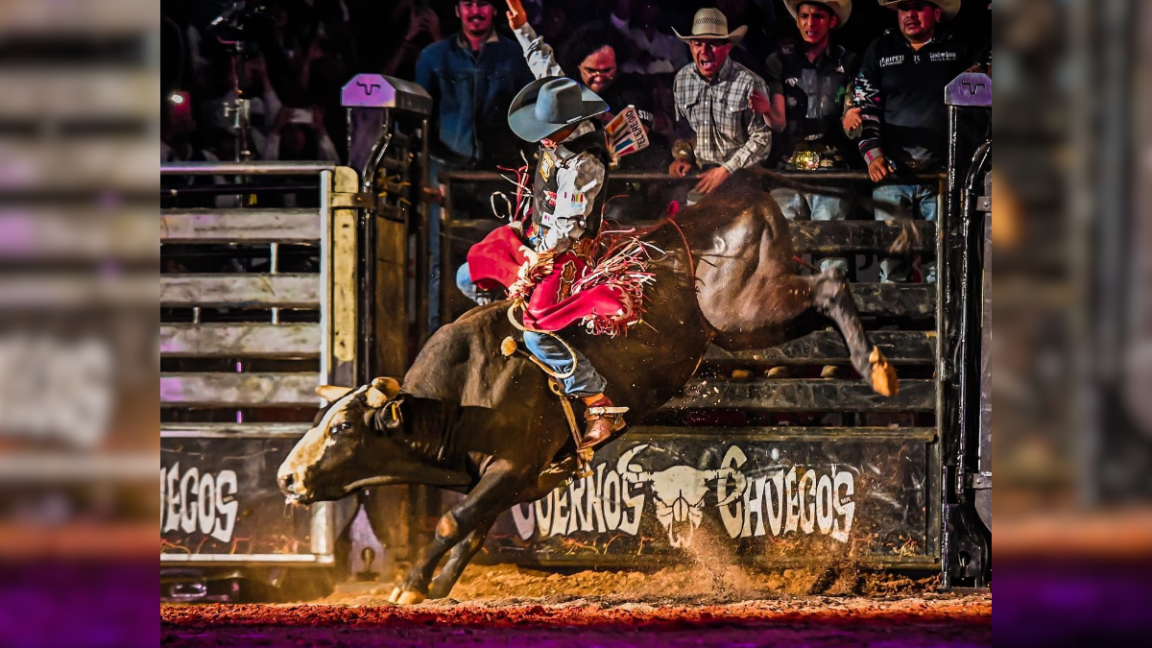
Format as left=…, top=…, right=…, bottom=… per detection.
left=549, top=378, right=594, bottom=473
left=504, top=303, right=579, bottom=380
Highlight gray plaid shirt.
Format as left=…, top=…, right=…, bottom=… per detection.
left=674, top=58, right=772, bottom=172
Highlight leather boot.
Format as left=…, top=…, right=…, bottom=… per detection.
left=579, top=394, right=628, bottom=450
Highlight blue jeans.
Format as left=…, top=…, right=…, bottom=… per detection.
left=771, top=187, right=850, bottom=275
left=523, top=331, right=606, bottom=397
left=872, top=184, right=938, bottom=284
left=455, top=262, right=482, bottom=304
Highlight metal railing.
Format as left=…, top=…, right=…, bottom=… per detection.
left=436, top=168, right=945, bottom=329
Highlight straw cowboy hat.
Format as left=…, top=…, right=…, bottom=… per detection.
left=673, top=8, right=747, bottom=43
left=784, top=0, right=853, bottom=28
left=507, top=76, right=608, bottom=142
left=879, top=0, right=961, bottom=22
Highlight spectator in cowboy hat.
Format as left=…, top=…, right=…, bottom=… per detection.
left=668, top=7, right=772, bottom=200
left=750, top=1, right=859, bottom=276
left=748, top=0, right=860, bottom=381
left=849, top=0, right=986, bottom=283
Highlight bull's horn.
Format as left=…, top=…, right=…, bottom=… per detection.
left=365, top=377, right=402, bottom=408
left=714, top=468, right=747, bottom=506
left=316, top=384, right=354, bottom=401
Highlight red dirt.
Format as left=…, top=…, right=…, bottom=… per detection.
left=163, top=595, right=990, bottom=629
left=161, top=564, right=990, bottom=647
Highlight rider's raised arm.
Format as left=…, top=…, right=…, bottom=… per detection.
left=507, top=0, right=565, bottom=80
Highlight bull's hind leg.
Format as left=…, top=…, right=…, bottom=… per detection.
left=389, top=459, right=532, bottom=604
left=807, top=269, right=898, bottom=396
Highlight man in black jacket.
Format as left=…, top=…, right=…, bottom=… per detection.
left=851, top=0, right=984, bottom=283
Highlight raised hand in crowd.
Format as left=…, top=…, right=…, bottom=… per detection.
left=406, top=4, right=442, bottom=43
left=506, top=0, right=528, bottom=30
left=867, top=154, right=890, bottom=183
left=747, top=89, right=770, bottom=115
left=668, top=159, right=693, bottom=178
left=694, top=166, right=730, bottom=195
left=842, top=106, right=862, bottom=133
left=748, top=89, right=786, bottom=133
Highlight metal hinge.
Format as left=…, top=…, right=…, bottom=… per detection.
left=330, top=191, right=376, bottom=208
left=968, top=472, right=992, bottom=490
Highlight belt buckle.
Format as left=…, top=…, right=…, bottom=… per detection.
left=791, top=150, right=821, bottom=171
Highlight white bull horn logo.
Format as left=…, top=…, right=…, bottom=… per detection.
left=617, top=444, right=747, bottom=548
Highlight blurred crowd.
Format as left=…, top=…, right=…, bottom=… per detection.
left=160, top=0, right=988, bottom=176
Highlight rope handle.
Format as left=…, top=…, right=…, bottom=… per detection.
left=505, top=303, right=579, bottom=380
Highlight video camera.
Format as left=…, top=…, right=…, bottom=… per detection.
left=207, top=1, right=273, bottom=44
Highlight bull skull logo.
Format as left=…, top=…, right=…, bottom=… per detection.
left=617, top=444, right=746, bottom=548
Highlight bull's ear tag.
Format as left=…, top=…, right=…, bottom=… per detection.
left=316, top=384, right=354, bottom=401
left=381, top=398, right=404, bottom=430
left=365, top=377, right=401, bottom=408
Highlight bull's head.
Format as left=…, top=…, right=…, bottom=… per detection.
left=276, top=377, right=405, bottom=505
left=617, top=444, right=746, bottom=548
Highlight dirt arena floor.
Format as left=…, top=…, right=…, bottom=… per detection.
left=162, top=563, right=991, bottom=647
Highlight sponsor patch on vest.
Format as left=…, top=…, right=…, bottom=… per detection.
left=879, top=55, right=904, bottom=67
left=539, top=151, right=554, bottom=182
left=562, top=190, right=586, bottom=210
left=930, top=51, right=958, bottom=62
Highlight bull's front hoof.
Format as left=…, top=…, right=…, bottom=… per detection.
left=869, top=347, right=899, bottom=397
left=396, top=590, right=427, bottom=605
left=387, top=586, right=401, bottom=604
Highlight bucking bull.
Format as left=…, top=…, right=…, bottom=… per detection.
left=277, top=171, right=900, bottom=603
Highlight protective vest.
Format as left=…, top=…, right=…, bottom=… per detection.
left=777, top=42, right=856, bottom=144
left=531, top=122, right=611, bottom=241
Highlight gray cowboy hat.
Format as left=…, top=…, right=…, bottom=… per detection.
left=673, top=8, right=748, bottom=43
left=878, top=0, right=961, bottom=22
left=507, top=76, right=608, bottom=143
left=784, top=0, right=853, bottom=28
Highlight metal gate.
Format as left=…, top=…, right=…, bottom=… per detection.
left=160, top=161, right=361, bottom=567
left=159, top=75, right=432, bottom=585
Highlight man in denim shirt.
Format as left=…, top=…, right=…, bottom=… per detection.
left=416, top=0, right=533, bottom=166
left=415, top=1, right=533, bottom=328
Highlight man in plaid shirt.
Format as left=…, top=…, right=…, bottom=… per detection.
left=669, top=8, right=773, bottom=198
